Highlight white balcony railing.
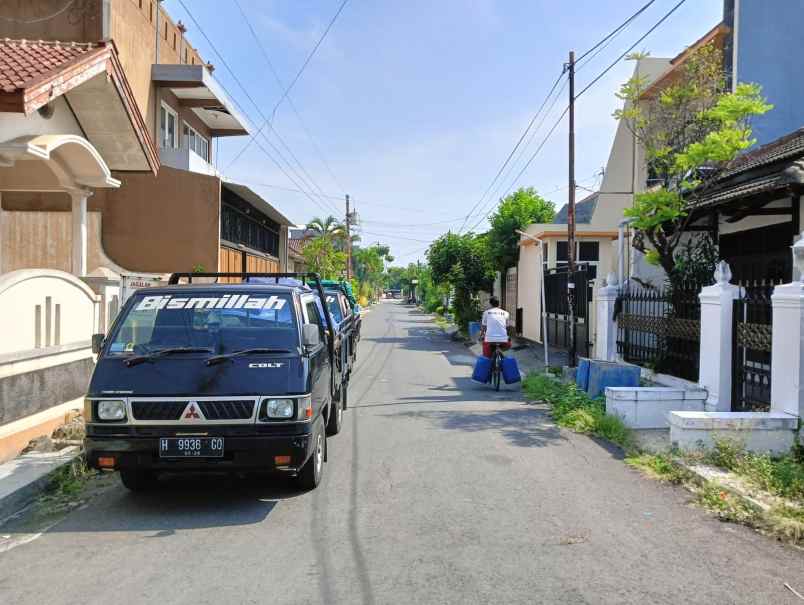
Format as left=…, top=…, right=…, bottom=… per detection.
left=159, top=146, right=219, bottom=176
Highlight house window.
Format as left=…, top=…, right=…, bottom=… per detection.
left=183, top=122, right=209, bottom=161
left=138, top=0, right=142, bottom=8
left=159, top=102, right=179, bottom=149
left=173, top=32, right=177, bottom=50
left=149, top=2, right=153, bottom=22
left=164, top=21, right=168, bottom=39
left=554, top=240, right=600, bottom=278
left=183, top=47, right=188, bottom=63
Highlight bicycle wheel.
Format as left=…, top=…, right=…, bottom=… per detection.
left=493, top=353, right=501, bottom=391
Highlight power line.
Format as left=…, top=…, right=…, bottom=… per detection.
left=575, top=0, right=657, bottom=65
left=465, top=0, right=688, bottom=233
left=479, top=76, right=568, bottom=219
left=225, top=0, right=350, bottom=178
left=458, top=70, right=566, bottom=234
left=233, top=0, right=348, bottom=194
left=464, top=75, right=567, bottom=230
left=177, top=0, right=339, bottom=215
left=576, top=0, right=688, bottom=100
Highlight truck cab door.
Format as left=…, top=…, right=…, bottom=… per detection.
left=303, top=298, right=331, bottom=418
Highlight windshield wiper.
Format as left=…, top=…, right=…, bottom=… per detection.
left=205, top=348, right=291, bottom=366
left=124, top=347, right=213, bottom=367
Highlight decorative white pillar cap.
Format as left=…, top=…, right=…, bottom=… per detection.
left=792, top=231, right=804, bottom=283
left=605, top=272, right=618, bottom=287
left=713, top=260, right=732, bottom=286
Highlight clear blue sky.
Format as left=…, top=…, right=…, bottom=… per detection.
left=165, top=0, right=723, bottom=263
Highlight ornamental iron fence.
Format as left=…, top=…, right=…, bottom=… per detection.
left=615, top=282, right=701, bottom=381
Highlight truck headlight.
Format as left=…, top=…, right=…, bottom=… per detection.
left=264, top=399, right=294, bottom=419
left=97, top=400, right=126, bottom=421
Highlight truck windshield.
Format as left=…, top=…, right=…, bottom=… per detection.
left=106, top=291, right=298, bottom=357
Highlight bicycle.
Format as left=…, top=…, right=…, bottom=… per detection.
left=488, top=343, right=505, bottom=391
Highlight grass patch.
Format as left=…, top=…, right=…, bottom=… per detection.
left=41, top=457, right=97, bottom=507
left=696, top=481, right=762, bottom=526
left=522, top=372, right=634, bottom=450
left=626, top=453, right=690, bottom=484
left=697, top=438, right=804, bottom=504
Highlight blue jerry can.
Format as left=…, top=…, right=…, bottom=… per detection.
left=501, top=356, right=521, bottom=384
left=472, top=356, right=492, bottom=383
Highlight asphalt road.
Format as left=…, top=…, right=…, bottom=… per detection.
left=0, top=301, right=802, bottom=604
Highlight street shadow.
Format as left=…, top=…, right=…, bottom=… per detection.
left=389, top=406, right=566, bottom=449
left=43, top=474, right=297, bottom=534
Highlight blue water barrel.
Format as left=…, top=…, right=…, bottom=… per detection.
left=472, top=356, right=492, bottom=383
left=468, top=321, right=481, bottom=341
left=501, top=356, right=521, bottom=384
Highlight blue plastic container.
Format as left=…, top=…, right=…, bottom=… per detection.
left=472, top=356, right=492, bottom=383
left=575, top=358, right=591, bottom=391
left=468, top=321, right=482, bottom=341
left=501, top=356, right=521, bottom=384
left=586, top=361, right=640, bottom=398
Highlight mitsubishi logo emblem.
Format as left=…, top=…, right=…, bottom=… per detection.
left=182, top=402, right=203, bottom=420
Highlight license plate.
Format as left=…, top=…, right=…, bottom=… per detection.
left=159, top=437, right=224, bottom=458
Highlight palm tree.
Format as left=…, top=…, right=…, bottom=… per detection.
left=305, top=215, right=346, bottom=242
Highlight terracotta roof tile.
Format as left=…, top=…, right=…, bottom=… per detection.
left=0, top=38, right=98, bottom=94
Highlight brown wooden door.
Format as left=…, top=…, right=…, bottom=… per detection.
left=219, top=246, right=244, bottom=282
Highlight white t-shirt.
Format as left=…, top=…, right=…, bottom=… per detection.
left=482, top=307, right=510, bottom=342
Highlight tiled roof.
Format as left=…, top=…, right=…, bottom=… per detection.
left=0, top=38, right=100, bottom=94
left=720, top=128, right=804, bottom=177
left=288, top=237, right=310, bottom=257
left=553, top=192, right=598, bottom=224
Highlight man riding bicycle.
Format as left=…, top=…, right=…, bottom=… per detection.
left=479, top=297, right=512, bottom=358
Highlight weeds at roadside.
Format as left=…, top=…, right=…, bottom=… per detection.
left=39, top=457, right=98, bottom=513
left=625, top=453, right=691, bottom=484
left=522, top=372, right=634, bottom=450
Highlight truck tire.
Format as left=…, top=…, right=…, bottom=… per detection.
left=326, top=391, right=343, bottom=435
left=296, top=426, right=325, bottom=490
left=120, top=469, right=157, bottom=492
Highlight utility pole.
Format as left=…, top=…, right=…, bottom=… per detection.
left=345, top=194, right=352, bottom=280
left=567, top=50, right=577, bottom=366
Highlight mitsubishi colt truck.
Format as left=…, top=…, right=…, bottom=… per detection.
left=84, top=272, right=344, bottom=491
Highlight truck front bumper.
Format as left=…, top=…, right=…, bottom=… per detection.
left=85, top=427, right=314, bottom=473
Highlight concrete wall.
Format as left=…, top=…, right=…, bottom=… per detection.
left=733, top=0, right=804, bottom=146
left=96, top=166, right=221, bottom=273
left=0, top=269, right=99, bottom=355
left=0, top=0, right=103, bottom=44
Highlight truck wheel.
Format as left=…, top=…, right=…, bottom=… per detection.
left=120, top=469, right=157, bottom=492
left=296, top=426, right=325, bottom=490
left=326, top=392, right=343, bottom=435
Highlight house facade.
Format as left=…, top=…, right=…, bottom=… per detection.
left=0, top=0, right=293, bottom=461
left=0, top=0, right=292, bottom=278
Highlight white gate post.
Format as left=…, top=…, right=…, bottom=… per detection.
left=770, top=238, right=804, bottom=418
left=595, top=272, right=619, bottom=361
left=698, top=261, right=739, bottom=412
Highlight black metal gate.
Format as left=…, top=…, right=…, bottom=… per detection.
left=544, top=266, right=593, bottom=359
left=616, top=283, right=701, bottom=381
left=731, top=284, right=774, bottom=412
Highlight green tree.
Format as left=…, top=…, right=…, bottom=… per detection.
left=487, top=187, right=555, bottom=271
left=302, top=237, right=346, bottom=279
left=306, top=215, right=346, bottom=243
left=615, top=44, right=772, bottom=283
left=427, top=232, right=495, bottom=329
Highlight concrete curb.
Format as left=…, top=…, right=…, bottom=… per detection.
left=0, top=446, right=81, bottom=524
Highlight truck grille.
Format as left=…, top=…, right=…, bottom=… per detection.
left=198, top=400, right=254, bottom=420
left=131, top=401, right=186, bottom=421
left=130, top=400, right=256, bottom=421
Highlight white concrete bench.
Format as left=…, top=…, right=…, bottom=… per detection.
left=668, top=411, right=799, bottom=455
left=605, top=387, right=707, bottom=429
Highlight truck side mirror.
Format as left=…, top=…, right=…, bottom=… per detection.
left=92, top=333, right=105, bottom=354
left=302, top=324, right=320, bottom=349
